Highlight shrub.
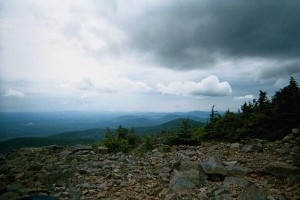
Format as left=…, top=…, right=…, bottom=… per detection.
left=101, top=127, right=134, bottom=153
left=143, top=135, right=155, bottom=150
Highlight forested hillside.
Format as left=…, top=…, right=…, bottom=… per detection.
left=201, top=77, right=300, bottom=141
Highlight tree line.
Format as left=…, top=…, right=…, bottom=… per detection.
left=203, top=77, right=300, bottom=141
left=97, top=77, right=300, bottom=152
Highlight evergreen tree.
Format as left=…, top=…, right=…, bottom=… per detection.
left=116, top=125, right=128, bottom=140
left=201, top=76, right=300, bottom=141
left=258, top=90, right=271, bottom=114
left=179, top=119, right=192, bottom=138
left=127, top=128, right=140, bottom=147
left=269, top=77, right=300, bottom=139
left=273, top=77, right=300, bottom=114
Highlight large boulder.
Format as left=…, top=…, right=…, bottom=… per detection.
left=200, top=156, right=227, bottom=180
left=170, top=161, right=207, bottom=193
left=238, top=185, right=266, bottom=200
left=226, top=166, right=253, bottom=176
left=169, top=170, right=198, bottom=192
left=212, top=186, right=232, bottom=200
left=179, top=161, right=199, bottom=171
left=223, top=177, right=250, bottom=187
left=264, top=162, right=300, bottom=182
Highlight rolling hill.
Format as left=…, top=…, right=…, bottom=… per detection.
left=0, top=118, right=206, bottom=153
left=135, top=118, right=205, bottom=135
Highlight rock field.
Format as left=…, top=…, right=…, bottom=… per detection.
left=1, top=132, right=300, bottom=200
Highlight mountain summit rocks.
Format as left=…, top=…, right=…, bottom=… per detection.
left=0, top=133, right=300, bottom=199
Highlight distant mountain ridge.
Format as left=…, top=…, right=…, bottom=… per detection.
left=0, top=111, right=210, bottom=140
left=0, top=118, right=206, bottom=153
left=135, top=118, right=205, bottom=135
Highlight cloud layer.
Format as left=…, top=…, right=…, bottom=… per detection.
left=64, top=77, right=153, bottom=94
left=128, top=0, right=300, bottom=70
left=0, top=0, right=299, bottom=112
left=4, top=89, right=25, bottom=98
left=157, top=75, right=232, bottom=97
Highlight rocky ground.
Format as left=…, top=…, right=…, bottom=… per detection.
left=0, top=132, right=300, bottom=200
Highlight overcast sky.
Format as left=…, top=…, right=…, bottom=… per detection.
left=0, top=0, right=299, bottom=112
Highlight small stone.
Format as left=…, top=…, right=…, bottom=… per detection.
left=97, top=193, right=106, bottom=199
left=61, top=192, right=69, bottom=198
left=15, top=172, right=24, bottom=179
left=98, top=146, right=109, bottom=154
left=283, top=134, right=295, bottom=142
left=191, top=155, right=198, bottom=161
left=165, top=193, right=177, bottom=200
left=223, top=161, right=238, bottom=167
left=177, top=152, right=191, bottom=161
left=267, top=195, right=276, bottom=200
left=60, top=150, right=72, bottom=157
left=72, top=145, right=93, bottom=153
left=214, top=187, right=228, bottom=196
left=230, top=143, right=241, bottom=149
left=82, top=189, right=89, bottom=195
left=243, top=143, right=263, bottom=153
left=80, top=183, right=91, bottom=189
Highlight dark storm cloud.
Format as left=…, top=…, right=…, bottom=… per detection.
left=128, top=0, right=300, bottom=70
left=257, top=60, right=300, bottom=79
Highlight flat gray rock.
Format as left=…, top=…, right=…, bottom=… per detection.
left=200, top=156, right=228, bottom=176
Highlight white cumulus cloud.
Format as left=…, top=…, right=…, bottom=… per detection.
left=156, top=75, right=232, bottom=97
left=4, top=89, right=25, bottom=97
left=66, top=77, right=153, bottom=94
left=234, top=95, right=255, bottom=101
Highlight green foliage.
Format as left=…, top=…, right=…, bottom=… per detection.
left=116, top=125, right=128, bottom=140
left=161, top=144, right=171, bottom=152
left=143, top=134, right=155, bottom=150
left=179, top=119, right=192, bottom=138
left=162, top=119, right=199, bottom=146
left=127, top=128, right=140, bottom=148
left=101, top=127, right=140, bottom=153
left=191, top=127, right=208, bottom=143
left=202, top=77, right=300, bottom=141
